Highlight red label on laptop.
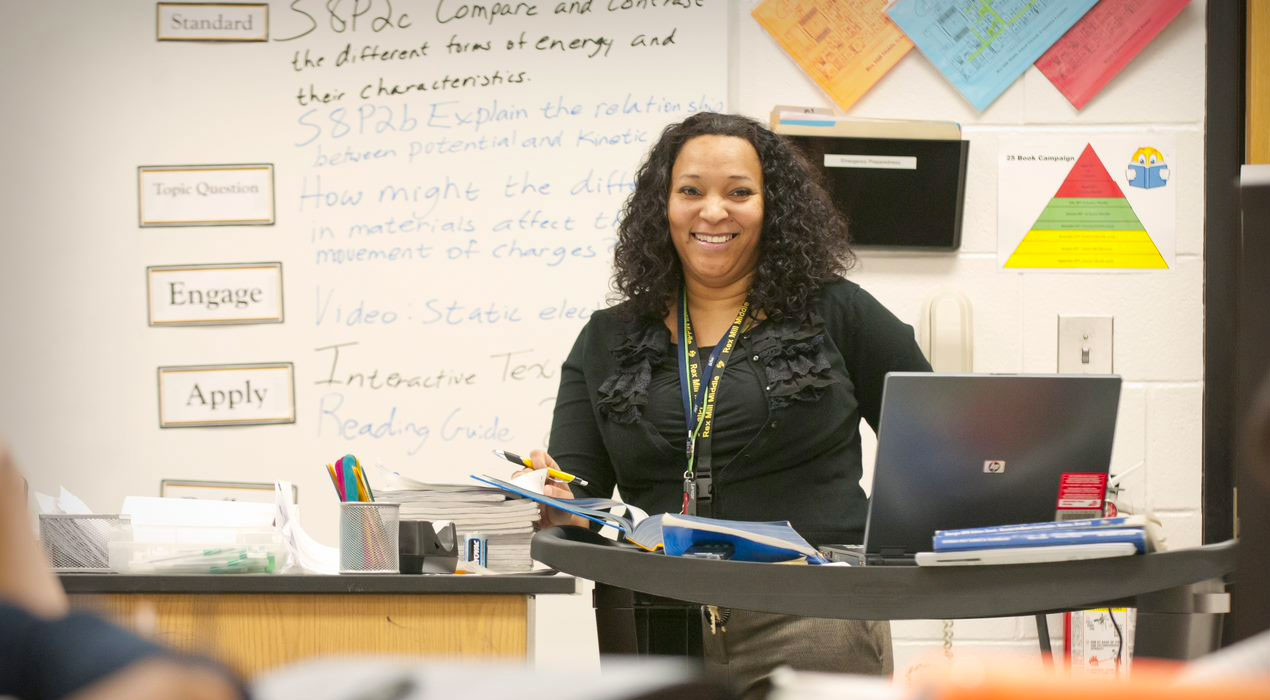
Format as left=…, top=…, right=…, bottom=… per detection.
left=1056, top=472, right=1108, bottom=519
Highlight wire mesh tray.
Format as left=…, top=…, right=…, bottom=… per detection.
left=39, top=514, right=127, bottom=572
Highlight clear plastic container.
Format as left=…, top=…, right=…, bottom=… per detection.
left=108, top=523, right=287, bottom=574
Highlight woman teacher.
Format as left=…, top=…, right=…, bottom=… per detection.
left=523, top=112, right=931, bottom=696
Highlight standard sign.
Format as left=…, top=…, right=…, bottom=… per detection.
left=147, top=262, right=284, bottom=326
left=138, top=164, right=275, bottom=227
left=157, top=3, right=269, bottom=42
left=158, top=363, right=295, bottom=427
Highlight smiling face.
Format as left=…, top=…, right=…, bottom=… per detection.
left=668, top=135, right=765, bottom=292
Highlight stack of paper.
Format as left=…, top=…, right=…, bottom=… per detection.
left=376, top=469, right=539, bottom=573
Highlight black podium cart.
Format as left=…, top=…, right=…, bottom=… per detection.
left=532, top=527, right=1237, bottom=660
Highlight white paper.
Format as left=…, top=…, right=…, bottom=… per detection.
left=274, top=481, right=339, bottom=575
left=35, top=491, right=62, bottom=515
left=509, top=468, right=550, bottom=493
left=824, top=154, right=917, bottom=170
left=122, top=496, right=275, bottom=527
left=375, top=465, right=498, bottom=494
left=120, top=496, right=277, bottom=546
left=57, top=487, right=93, bottom=514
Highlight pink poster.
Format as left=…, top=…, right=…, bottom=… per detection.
left=1037, top=0, right=1191, bottom=110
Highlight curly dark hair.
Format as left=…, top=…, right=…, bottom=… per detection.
left=611, top=112, right=854, bottom=321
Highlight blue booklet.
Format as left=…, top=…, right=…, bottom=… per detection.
left=887, top=0, right=1097, bottom=112
left=471, top=475, right=825, bottom=562
left=934, top=515, right=1148, bottom=539
left=660, top=513, right=827, bottom=564
left=933, top=527, right=1149, bottom=554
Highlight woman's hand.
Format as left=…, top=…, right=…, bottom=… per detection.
left=512, top=449, right=589, bottom=528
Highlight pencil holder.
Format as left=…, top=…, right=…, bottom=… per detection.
left=339, top=502, right=401, bottom=574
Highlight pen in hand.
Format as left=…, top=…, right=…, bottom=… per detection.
left=492, top=449, right=590, bottom=487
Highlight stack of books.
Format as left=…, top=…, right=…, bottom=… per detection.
left=376, top=469, right=540, bottom=573
left=916, top=515, right=1166, bottom=566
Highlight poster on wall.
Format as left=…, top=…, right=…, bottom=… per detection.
left=1035, top=0, right=1191, bottom=110
left=752, top=0, right=913, bottom=113
left=998, top=134, right=1177, bottom=271
left=887, top=0, right=1097, bottom=112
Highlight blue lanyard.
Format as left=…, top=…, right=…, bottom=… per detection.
left=676, top=286, right=750, bottom=514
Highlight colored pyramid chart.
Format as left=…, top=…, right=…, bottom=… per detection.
left=1005, top=144, right=1167, bottom=269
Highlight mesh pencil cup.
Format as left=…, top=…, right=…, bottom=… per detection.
left=339, top=502, right=401, bottom=574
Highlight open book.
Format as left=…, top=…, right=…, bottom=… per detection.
left=471, top=475, right=826, bottom=563
left=660, top=514, right=826, bottom=564
left=470, top=475, right=663, bottom=551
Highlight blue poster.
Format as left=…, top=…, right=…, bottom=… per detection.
left=888, top=0, right=1098, bottom=111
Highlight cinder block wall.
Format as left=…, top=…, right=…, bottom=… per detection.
left=729, top=0, right=1207, bottom=673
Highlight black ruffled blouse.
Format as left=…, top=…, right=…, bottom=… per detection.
left=548, top=277, right=931, bottom=545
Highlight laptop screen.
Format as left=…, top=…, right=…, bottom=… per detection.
left=863, top=373, right=1122, bottom=563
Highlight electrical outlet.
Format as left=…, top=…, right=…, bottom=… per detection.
left=1057, top=316, right=1114, bottom=374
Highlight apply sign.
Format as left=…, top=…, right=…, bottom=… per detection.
left=158, top=363, right=295, bottom=427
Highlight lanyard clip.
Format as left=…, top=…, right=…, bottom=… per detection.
left=682, top=474, right=697, bottom=515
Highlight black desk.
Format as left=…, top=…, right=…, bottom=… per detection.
left=532, top=527, right=1236, bottom=659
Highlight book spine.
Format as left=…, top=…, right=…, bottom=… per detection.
left=934, top=516, right=1142, bottom=538
left=933, top=527, right=1147, bottom=553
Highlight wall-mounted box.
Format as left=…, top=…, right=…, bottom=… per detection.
left=785, top=134, right=969, bottom=250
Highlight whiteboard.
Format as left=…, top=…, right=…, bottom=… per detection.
left=0, top=0, right=727, bottom=537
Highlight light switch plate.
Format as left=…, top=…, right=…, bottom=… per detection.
left=1058, top=316, right=1114, bottom=374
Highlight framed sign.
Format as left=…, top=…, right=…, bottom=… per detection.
left=157, top=3, right=269, bottom=42
left=147, top=262, right=284, bottom=326
left=160, top=479, right=297, bottom=504
left=138, top=164, right=275, bottom=227
left=157, top=362, right=295, bottom=427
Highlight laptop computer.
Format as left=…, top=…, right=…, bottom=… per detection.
left=824, top=373, right=1122, bottom=566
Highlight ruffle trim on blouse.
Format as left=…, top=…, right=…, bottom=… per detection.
left=597, top=310, right=839, bottom=422
left=596, top=322, right=671, bottom=424
left=750, top=311, right=838, bottom=409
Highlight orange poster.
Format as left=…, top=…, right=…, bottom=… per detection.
left=753, top=0, right=913, bottom=112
